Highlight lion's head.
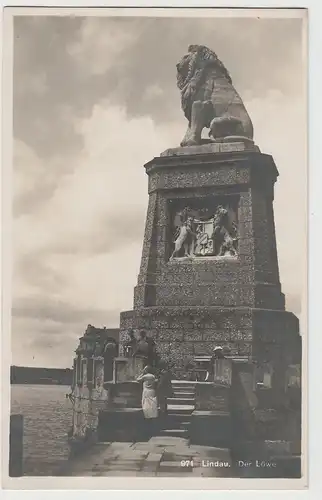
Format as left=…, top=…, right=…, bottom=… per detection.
left=176, top=45, right=232, bottom=123
left=176, top=44, right=231, bottom=91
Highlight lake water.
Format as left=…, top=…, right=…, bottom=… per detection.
left=11, top=384, right=73, bottom=476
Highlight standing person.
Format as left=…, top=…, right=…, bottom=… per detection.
left=207, top=346, right=227, bottom=382
left=213, top=346, right=225, bottom=359
left=134, top=330, right=158, bottom=367
left=123, top=329, right=137, bottom=357
left=205, top=346, right=226, bottom=381
left=136, top=365, right=159, bottom=437
left=157, top=364, right=173, bottom=416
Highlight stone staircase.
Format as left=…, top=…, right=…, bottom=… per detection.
left=160, top=381, right=196, bottom=438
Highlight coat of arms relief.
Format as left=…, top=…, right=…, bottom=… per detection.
left=169, top=204, right=238, bottom=260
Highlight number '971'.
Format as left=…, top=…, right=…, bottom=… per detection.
left=181, top=460, right=194, bottom=467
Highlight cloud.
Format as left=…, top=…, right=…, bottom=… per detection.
left=12, top=296, right=117, bottom=326
left=12, top=316, right=84, bottom=368
left=13, top=16, right=84, bottom=158
left=12, top=103, right=181, bottom=365
left=13, top=140, right=74, bottom=217
left=13, top=104, right=174, bottom=256
left=67, top=17, right=139, bottom=75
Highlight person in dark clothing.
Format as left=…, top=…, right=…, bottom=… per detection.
left=205, top=346, right=226, bottom=381
left=123, top=329, right=137, bottom=357
left=157, top=364, right=173, bottom=415
left=133, top=330, right=157, bottom=366
left=213, top=346, right=225, bottom=359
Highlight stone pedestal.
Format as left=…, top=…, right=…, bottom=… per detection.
left=120, top=145, right=301, bottom=380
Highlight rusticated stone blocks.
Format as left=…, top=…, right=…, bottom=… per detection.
left=121, top=306, right=252, bottom=368
left=194, top=383, right=231, bottom=412
left=120, top=304, right=300, bottom=382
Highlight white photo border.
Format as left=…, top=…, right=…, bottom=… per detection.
left=1, top=1, right=321, bottom=498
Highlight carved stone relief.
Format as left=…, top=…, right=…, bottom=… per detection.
left=169, top=203, right=238, bottom=260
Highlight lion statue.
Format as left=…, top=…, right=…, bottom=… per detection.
left=176, top=44, right=254, bottom=147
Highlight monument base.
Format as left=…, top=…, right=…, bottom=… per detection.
left=160, top=139, right=259, bottom=157
left=120, top=306, right=300, bottom=379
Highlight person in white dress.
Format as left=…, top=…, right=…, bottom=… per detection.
left=137, top=365, right=159, bottom=436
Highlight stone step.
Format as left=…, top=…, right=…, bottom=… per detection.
left=172, top=380, right=196, bottom=383
left=167, top=404, right=195, bottom=415
left=172, top=390, right=196, bottom=398
left=173, top=389, right=195, bottom=396
left=172, top=384, right=195, bottom=392
left=166, top=413, right=192, bottom=422
left=159, top=428, right=188, bottom=438
left=171, top=382, right=195, bottom=388
left=167, top=397, right=196, bottom=406
left=178, top=421, right=191, bottom=428
left=172, top=389, right=195, bottom=395
left=172, top=388, right=196, bottom=390
left=172, top=382, right=196, bottom=391
left=173, top=391, right=195, bottom=398
left=164, top=416, right=191, bottom=429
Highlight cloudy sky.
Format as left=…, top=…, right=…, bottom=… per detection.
left=11, top=12, right=306, bottom=368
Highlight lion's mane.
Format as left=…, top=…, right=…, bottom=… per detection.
left=177, top=45, right=232, bottom=122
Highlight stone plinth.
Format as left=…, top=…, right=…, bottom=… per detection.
left=160, top=139, right=259, bottom=157
left=105, top=381, right=142, bottom=409
left=113, top=357, right=144, bottom=383
left=194, top=382, right=230, bottom=412
left=120, top=146, right=301, bottom=379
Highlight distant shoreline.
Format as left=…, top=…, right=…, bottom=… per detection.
left=11, top=382, right=71, bottom=387
left=10, top=366, right=73, bottom=386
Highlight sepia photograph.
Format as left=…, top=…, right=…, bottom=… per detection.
left=2, top=6, right=307, bottom=487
